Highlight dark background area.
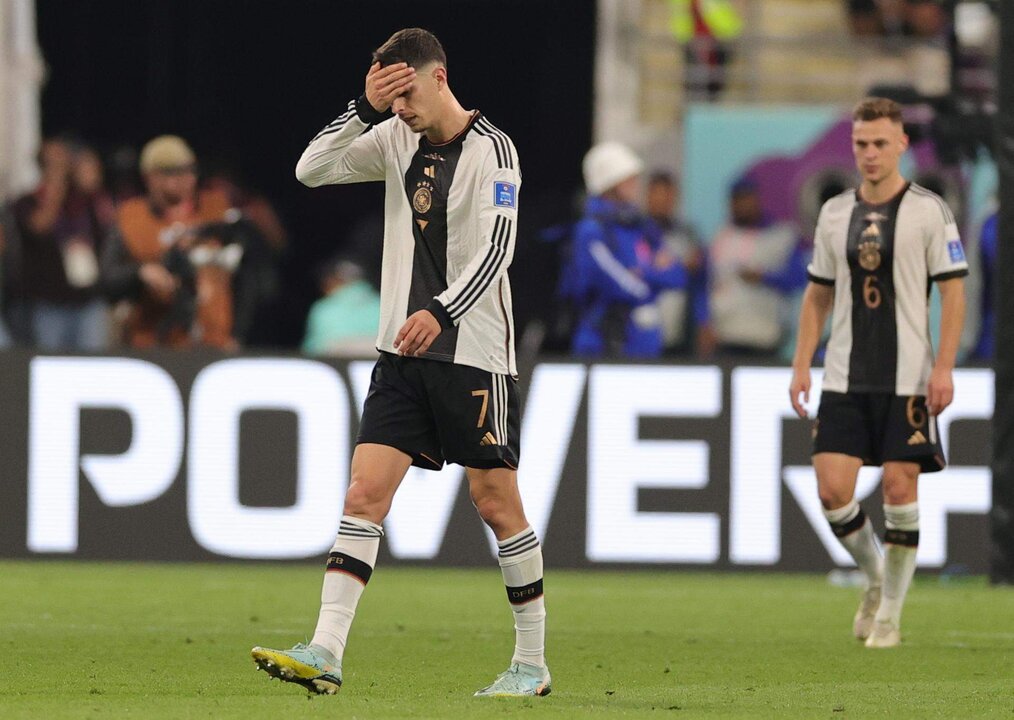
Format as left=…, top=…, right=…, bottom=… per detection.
left=35, top=0, right=595, bottom=346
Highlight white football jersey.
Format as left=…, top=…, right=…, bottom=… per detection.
left=296, top=98, right=520, bottom=376
left=808, top=183, right=968, bottom=395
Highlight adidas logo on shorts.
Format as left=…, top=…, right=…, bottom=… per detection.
left=479, top=431, right=498, bottom=446
left=907, top=430, right=927, bottom=445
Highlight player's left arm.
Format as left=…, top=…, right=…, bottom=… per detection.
left=928, top=277, right=965, bottom=415
left=925, top=201, right=969, bottom=415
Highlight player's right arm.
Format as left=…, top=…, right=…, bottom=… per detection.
left=295, top=62, right=415, bottom=186
left=790, top=282, right=834, bottom=417
left=789, top=205, right=836, bottom=418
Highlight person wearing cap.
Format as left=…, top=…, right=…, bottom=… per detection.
left=562, top=142, right=687, bottom=357
left=708, top=176, right=804, bottom=356
left=100, top=134, right=235, bottom=348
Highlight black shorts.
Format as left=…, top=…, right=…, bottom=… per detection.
left=813, top=391, right=946, bottom=473
left=357, top=351, right=520, bottom=470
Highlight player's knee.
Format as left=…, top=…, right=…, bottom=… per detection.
left=472, top=494, right=501, bottom=523
left=881, top=465, right=918, bottom=505
left=817, top=482, right=852, bottom=510
left=475, top=495, right=527, bottom=537
left=473, top=493, right=511, bottom=531
left=343, top=477, right=392, bottom=520
left=881, top=478, right=916, bottom=505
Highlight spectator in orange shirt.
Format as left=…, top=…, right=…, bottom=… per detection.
left=100, top=135, right=237, bottom=349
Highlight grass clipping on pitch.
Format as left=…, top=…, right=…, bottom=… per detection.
left=0, top=562, right=1011, bottom=719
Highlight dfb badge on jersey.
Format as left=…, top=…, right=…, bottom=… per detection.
left=947, top=239, right=965, bottom=263
left=494, top=181, right=516, bottom=209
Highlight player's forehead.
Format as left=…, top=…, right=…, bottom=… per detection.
left=400, top=61, right=441, bottom=95
left=851, top=117, right=902, bottom=142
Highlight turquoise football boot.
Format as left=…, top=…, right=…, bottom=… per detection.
left=251, top=642, right=342, bottom=695
left=474, top=662, right=552, bottom=697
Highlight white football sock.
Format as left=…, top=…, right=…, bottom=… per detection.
left=497, top=527, right=546, bottom=669
left=309, top=515, right=383, bottom=662
left=824, top=499, right=883, bottom=587
left=876, top=502, right=919, bottom=626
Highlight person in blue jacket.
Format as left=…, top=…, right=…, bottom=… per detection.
left=562, top=142, right=687, bottom=357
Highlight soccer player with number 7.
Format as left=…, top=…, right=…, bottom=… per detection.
left=789, top=97, right=967, bottom=648
left=251, top=28, right=549, bottom=696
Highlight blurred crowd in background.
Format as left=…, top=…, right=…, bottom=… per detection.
left=0, top=127, right=997, bottom=363
left=0, top=135, right=293, bottom=353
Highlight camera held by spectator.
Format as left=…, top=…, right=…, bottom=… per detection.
left=101, top=135, right=275, bottom=350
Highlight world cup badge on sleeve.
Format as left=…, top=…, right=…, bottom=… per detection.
left=947, top=239, right=965, bottom=263
left=494, top=181, right=516, bottom=209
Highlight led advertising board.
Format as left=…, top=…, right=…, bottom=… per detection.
left=0, top=352, right=991, bottom=570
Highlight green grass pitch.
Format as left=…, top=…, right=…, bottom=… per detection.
left=1, top=561, right=1011, bottom=719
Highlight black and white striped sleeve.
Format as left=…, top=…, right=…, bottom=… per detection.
left=806, top=202, right=836, bottom=286
left=295, top=98, right=389, bottom=187
left=432, top=135, right=520, bottom=327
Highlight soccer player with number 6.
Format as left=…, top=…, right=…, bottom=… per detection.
left=789, top=97, right=967, bottom=648
left=250, top=28, right=549, bottom=696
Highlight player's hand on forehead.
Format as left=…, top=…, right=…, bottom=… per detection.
left=365, top=61, right=416, bottom=112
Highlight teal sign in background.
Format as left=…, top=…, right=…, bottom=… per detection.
left=683, top=104, right=841, bottom=244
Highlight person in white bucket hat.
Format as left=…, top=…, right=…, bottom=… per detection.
left=558, top=142, right=687, bottom=356
left=581, top=141, right=644, bottom=198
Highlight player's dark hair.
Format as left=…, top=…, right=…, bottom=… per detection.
left=852, top=97, right=903, bottom=124
left=373, top=28, right=447, bottom=69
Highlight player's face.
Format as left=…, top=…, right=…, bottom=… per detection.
left=391, top=63, right=443, bottom=134
left=852, top=118, right=908, bottom=185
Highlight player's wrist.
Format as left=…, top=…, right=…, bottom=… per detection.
left=356, top=95, right=392, bottom=125
left=426, top=299, right=455, bottom=329
left=791, top=346, right=816, bottom=372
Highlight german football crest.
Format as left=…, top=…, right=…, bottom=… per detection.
left=859, top=212, right=885, bottom=270
left=858, top=239, right=881, bottom=271
left=413, top=182, right=433, bottom=214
